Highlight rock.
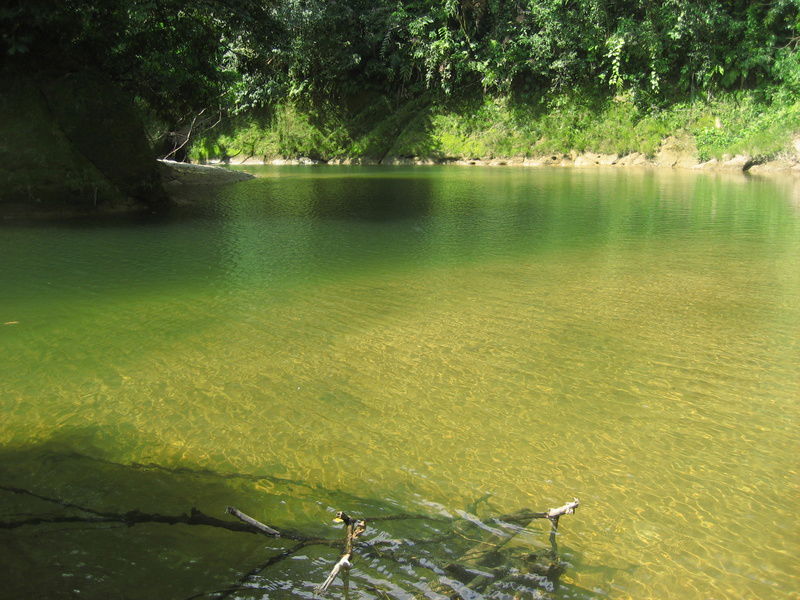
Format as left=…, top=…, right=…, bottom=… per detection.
left=573, top=154, right=597, bottom=167
left=572, top=152, right=617, bottom=167
left=617, top=152, right=649, bottom=166
left=654, top=135, right=700, bottom=168
left=158, top=160, right=254, bottom=186
left=693, top=158, right=718, bottom=169
left=382, top=157, right=413, bottom=165
left=344, top=157, right=380, bottom=165
left=227, top=156, right=266, bottom=165
left=748, top=160, right=794, bottom=174
left=720, top=154, right=751, bottom=171
left=490, top=156, right=524, bottom=166
left=533, top=154, right=565, bottom=166
left=655, top=150, right=678, bottom=167
left=675, top=155, right=701, bottom=169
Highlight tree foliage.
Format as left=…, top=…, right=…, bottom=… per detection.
left=249, top=0, right=798, bottom=108
left=2, top=0, right=797, bottom=118
left=1, top=0, right=276, bottom=122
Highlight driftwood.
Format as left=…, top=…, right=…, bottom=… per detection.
left=1, top=481, right=580, bottom=599
left=316, top=511, right=367, bottom=595
left=225, top=506, right=280, bottom=536
left=0, top=485, right=279, bottom=535
left=545, top=498, right=580, bottom=519
left=436, top=498, right=580, bottom=597
left=219, top=500, right=579, bottom=597
left=312, top=500, right=578, bottom=597
left=545, top=498, right=580, bottom=551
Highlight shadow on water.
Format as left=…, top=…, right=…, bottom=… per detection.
left=305, top=177, right=434, bottom=223
left=0, top=428, right=610, bottom=599
left=139, top=173, right=437, bottom=226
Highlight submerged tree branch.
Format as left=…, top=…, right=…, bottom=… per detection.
left=184, top=541, right=311, bottom=600
left=0, top=485, right=329, bottom=541
left=546, top=498, right=580, bottom=519
left=316, top=511, right=367, bottom=595
left=2, top=482, right=580, bottom=598
left=225, top=506, right=280, bottom=536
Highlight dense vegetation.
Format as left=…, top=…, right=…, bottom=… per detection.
left=3, top=0, right=799, bottom=165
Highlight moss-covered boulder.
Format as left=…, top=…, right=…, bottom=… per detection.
left=0, top=66, right=166, bottom=215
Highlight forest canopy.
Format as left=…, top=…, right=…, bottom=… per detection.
left=3, top=0, right=798, bottom=121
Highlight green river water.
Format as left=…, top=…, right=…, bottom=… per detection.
left=1, top=166, right=798, bottom=599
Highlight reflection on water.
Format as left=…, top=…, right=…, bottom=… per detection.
left=1, top=167, right=799, bottom=599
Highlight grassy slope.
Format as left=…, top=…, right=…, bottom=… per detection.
left=190, top=91, right=800, bottom=165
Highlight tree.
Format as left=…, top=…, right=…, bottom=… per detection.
left=1, top=1, right=278, bottom=128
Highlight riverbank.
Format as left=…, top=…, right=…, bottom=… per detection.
left=207, top=147, right=800, bottom=178
left=189, top=93, right=800, bottom=179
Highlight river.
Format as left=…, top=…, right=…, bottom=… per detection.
left=1, top=166, right=798, bottom=599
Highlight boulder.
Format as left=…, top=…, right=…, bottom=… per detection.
left=158, top=160, right=254, bottom=187
left=572, top=152, right=617, bottom=167
left=748, top=160, right=799, bottom=175
left=693, top=158, right=719, bottom=169
left=573, top=153, right=597, bottom=167
left=617, top=152, right=649, bottom=166
left=720, top=154, right=751, bottom=171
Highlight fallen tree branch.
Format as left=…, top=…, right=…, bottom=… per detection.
left=315, top=511, right=367, bottom=595
left=225, top=506, right=280, bottom=536
left=490, top=498, right=580, bottom=527
left=0, top=505, right=278, bottom=536
left=3, top=481, right=580, bottom=599
left=184, top=541, right=310, bottom=600
left=0, top=485, right=326, bottom=541
left=163, top=108, right=214, bottom=161
left=441, top=498, right=580, bottom=597
left=362, top=512, right=450, bottom=523
left=546, top=498, right=580, bottom=519
left=545, top=498, right=579, bottom=555
left=316, top=552, right=352, bottom=595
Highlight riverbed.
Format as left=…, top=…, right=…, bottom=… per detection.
left=1, top=166, right=798, bottom=599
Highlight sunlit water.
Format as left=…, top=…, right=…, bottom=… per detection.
left=1, top=166, right=798, bottom=599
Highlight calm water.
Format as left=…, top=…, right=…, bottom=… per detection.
left=1, top=166, right=798, bottom=599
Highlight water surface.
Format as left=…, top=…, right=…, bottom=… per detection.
left=1, top=166, right=798, bottom=599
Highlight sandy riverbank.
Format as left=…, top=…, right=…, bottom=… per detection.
left=207, top=150, right=800, bottom=178
left=202, top=135, right=800, bottom=179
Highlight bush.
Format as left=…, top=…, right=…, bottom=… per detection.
left=190, top=87, right=800, bottom=164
